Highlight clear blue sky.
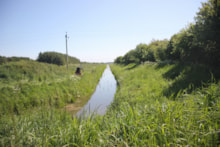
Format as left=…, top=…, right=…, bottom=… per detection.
left=0, top=0, right=206, bottom=62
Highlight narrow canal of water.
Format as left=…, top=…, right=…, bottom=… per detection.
left=76, top=65, right=117, bottom=116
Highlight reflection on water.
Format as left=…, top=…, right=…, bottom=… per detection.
left=76, top=65, right=117, bottom=116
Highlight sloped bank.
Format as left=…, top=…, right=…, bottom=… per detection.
left=0, top=61, right=106, bottom=115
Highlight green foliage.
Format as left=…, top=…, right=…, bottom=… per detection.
left=114, top=56, right=124, bottom=64
left=115, top=0, right=220, bottom=67
left=153, top=40, right=169, bottom=61
left=135, top=44, right=148, bottom=63
left=0, top=60, right=105, bottom=115
left=193, top=0, right=220, bottom=66
left=0, top=63, right=219, bottom=146
left=0, top=60, right=65, bottom=83
left=109, top=63, right=220, bottom=146
left=165, top=0, right=220, bottom=66
left=147, top=39, right=169, bottom=61
left=1, top=0, right=220, bottom=145
left=114, top=40, right=169, bottom=65
left=114, top=41, right=170, bottom=65
left=0, top=56, right=30, bottom=65
left=123, top=49, right=140, bottom=64
left=37, top=51, right=80, bottom=65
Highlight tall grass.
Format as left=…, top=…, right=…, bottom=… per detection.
left=109, top=63, right=220, bottom=146
left=0, top=61, right=105, bottom=115
left=0, top=62, right=219, bottom=146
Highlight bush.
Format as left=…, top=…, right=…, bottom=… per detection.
left=37, top=52, right=65, bottom=65
left=37, top=52, right=80, bottom=65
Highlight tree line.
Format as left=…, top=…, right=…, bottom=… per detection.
left=0, top=56, right=31, bottom=65
left=37, top=52, right=80, bottom=65
left=115, top=0, right=220, bottom=67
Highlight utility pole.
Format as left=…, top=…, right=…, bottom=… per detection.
left=65, top=32, right=69, bottom=70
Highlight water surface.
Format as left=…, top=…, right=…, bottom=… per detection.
left=76, top=65, right=117, bottom=116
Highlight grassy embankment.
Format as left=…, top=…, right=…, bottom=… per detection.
left=0, top=62, right=219, bottom=146
left=109, top=63, right=220, bottom=146
left=0, top=60, right=106, bottom=115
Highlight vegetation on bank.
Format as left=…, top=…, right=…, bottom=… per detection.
left=115, top=0, right=220, bottom=67
left=0, top=0, right=219, bottom=146
left=0, top=62, right=219, bottom=146
left=109, top=63, right=220, bottom=146
left=0, top=60, right=105, bottom=115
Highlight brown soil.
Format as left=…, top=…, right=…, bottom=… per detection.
left=64, top=104, right=82, bottom=112
left=64, top=95, right=91, bottom=114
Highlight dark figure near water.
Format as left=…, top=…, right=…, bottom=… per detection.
left=75, top=67, right=81, bottom=75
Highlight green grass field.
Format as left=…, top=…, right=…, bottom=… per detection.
left=0, top=61, right=219, bottom=146
left=109, top=63, right=220, bottom=146
left=0, top=60, right=106, bottom=115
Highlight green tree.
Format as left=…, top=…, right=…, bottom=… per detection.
left=148, top=39, right=169, bottom=61
left=114, top=56, right=124, bottom=64
left=193, top=0, right=220, bottom=66
left=37, top=52, right=80, bottom=65
left=123, top=50, right=140, bottom=64
left=135, top=44, right=148, bottom=63
left=145, top=49, right=155, bottom=62
left=164, top=0, right=219, bottom=66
